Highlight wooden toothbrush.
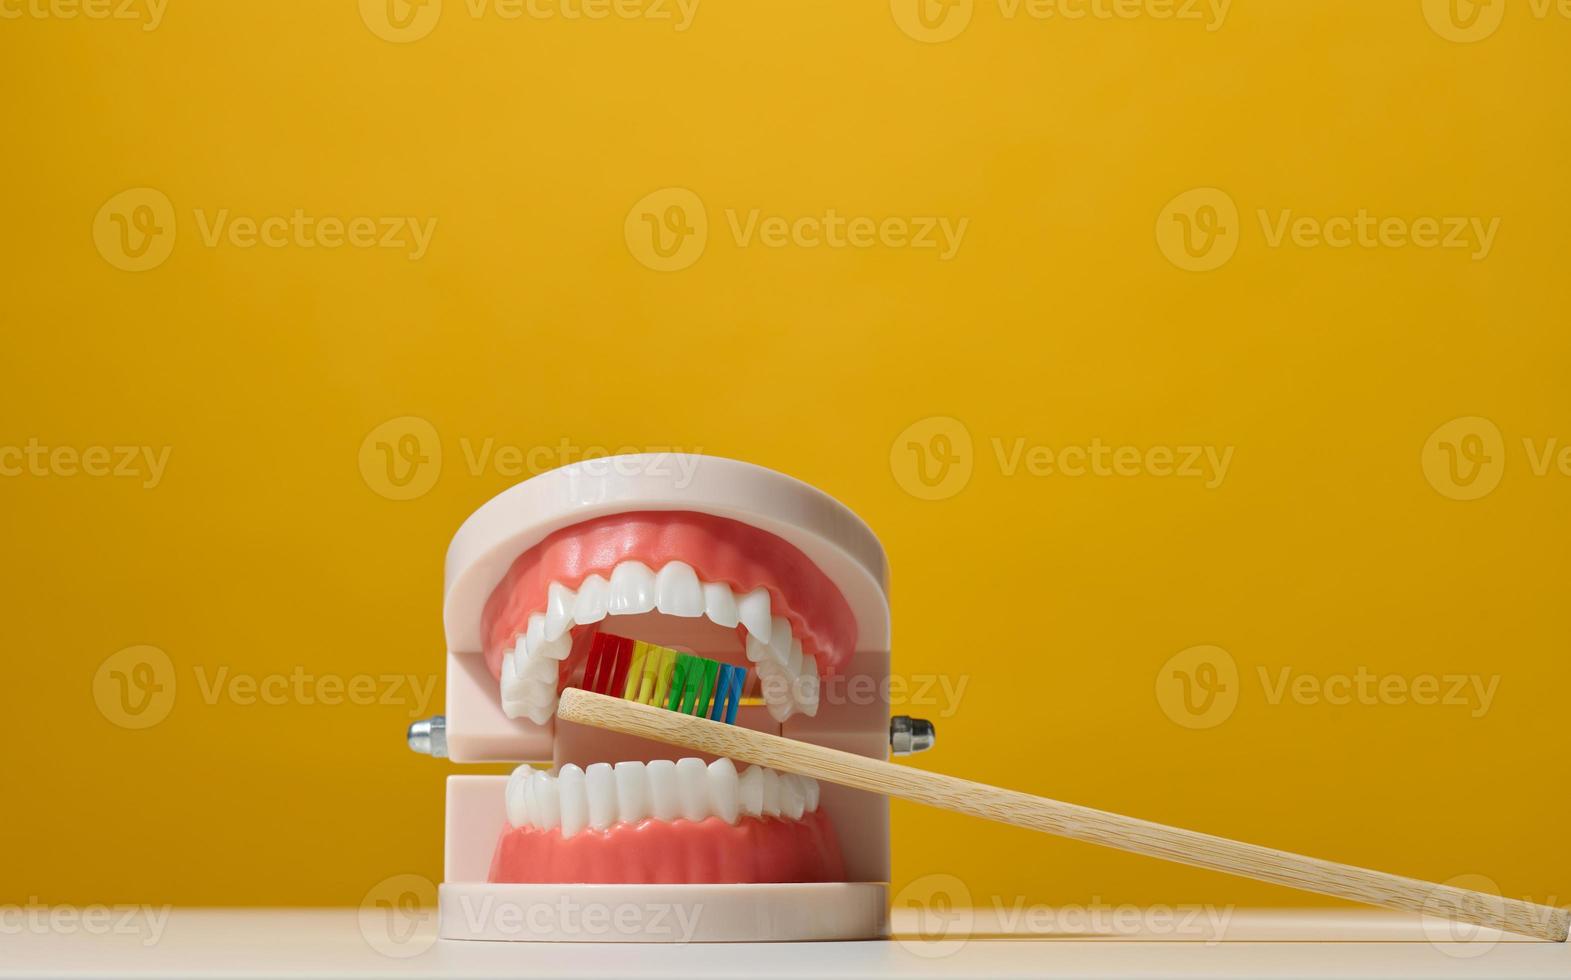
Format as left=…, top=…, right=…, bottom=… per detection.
left=556, top=685, right=1569, bottom=943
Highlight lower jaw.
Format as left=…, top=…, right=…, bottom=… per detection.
left=489, top=810, right=846, bottom=885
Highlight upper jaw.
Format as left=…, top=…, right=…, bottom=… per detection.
left=482, top=510, right=856, bottom=727
left=439, top=454, right=892, bottom=769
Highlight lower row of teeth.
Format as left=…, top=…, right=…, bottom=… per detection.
left=506, top=758, right=820, bottom=839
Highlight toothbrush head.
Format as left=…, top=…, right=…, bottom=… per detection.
left=580, top=632, right=748, bottom=725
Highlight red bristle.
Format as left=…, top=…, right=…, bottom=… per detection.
left=605, top=635, right=634, bottom=699
left=582, top=632, right=613, bottom=693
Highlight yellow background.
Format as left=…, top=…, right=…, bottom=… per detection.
left=4, top=0, right=1567, bottom=912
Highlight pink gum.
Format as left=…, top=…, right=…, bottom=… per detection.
left=488, top=810, right=847, bottom=885
left=480, top=511, right=857, bottom=679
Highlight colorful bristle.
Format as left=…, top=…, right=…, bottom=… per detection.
left=579, top=632, right=746, bottom=724
left=709, top=663, right=745, bottom=724
left=582, top=633, right=634, bottom=695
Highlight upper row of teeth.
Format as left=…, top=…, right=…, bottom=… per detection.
left=505, top=758, right=821, bottom=838
left=500, top=560, right=820, bottom=724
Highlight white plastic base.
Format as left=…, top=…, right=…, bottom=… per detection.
left=438, top=882, right=887, bottom=942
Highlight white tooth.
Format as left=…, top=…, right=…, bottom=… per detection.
left=796, top=653, right=820, bottom=718
left=500, top=653, right=529, bottom=720
left=646, top=759, right=680, bottom=821
left=533, top=771, right=560, bottom=831
left=762, top=674, right=794, bottom=722
left=606, top=561, right=657, bottom=616
left=517, top=680, right=557, bottom=708
left=557, top=765, right=588, bottom=839
left=520, top=652, right=558, bottom=682
left=761, top=767, right=781, bottom=817
left=745, top=633, right=770, bottom=664
left=736, top=588, right=772, bottom=643
left=676, top=757, right=710, bottom=822
left=779, top=774, right=807, bottom=820
left=703, top=583, right=739, bottom=628
left=738, top=765, right=764, bottom=817
left=785, top=638, right=804, bottom=678
left=572, top=574, right=609, bottom=625
left=802, top=776, right=820, bottom=812
left=614, top=762, right=648, bottom=824
left=544, top=582, right=576, bottom=641
left=655, top=561, right=705, bottom=617
left=525, top=614, right=545, bottom=653
left=765, top=617, right=794, bottom=666
left=505, top=767, right=530, bottom=826
left=585, top=763, right=617, bottom=830
left=522, top=770, right=539, bottom=827
left=531, top=631, right=571, bottom=661
left=525, top=697, right=555, bottom=726
left=707, top=758, right=740, bottom=825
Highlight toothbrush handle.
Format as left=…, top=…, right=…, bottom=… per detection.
left=556, top=688, right=1568, bottom=943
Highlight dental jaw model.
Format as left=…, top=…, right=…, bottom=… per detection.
left=413, top=455, right=908, bottom=941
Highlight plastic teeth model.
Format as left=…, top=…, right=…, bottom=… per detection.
left=412, top=454, right=915, bottom=942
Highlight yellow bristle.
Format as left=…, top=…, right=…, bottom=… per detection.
left=649, top=645, right=677, bottom=705
left=622, top=641, right=648, bottom=701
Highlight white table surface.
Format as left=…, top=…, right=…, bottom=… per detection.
left=3, top=907, right=1566, bottom=978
